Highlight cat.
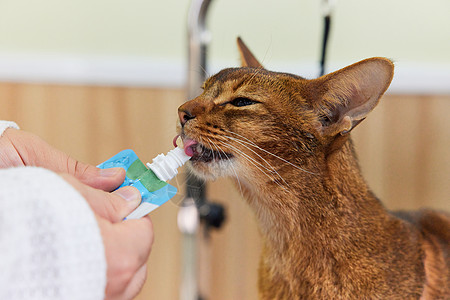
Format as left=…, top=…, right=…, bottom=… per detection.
left=176, top=37, right=450, bottom=299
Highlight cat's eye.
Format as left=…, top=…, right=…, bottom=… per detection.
left=229, top=97, right=259, bottom=107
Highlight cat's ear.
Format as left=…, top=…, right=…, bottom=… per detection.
left=237, top=37, right=264, bottom=68
left=310, top=57, right=394, bottom=137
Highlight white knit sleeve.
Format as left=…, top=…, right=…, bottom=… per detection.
left=0, top=121, right=19, bottom=136
left=0, top=167, right=106, bottom=300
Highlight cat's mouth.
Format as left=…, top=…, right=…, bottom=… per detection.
left=174, top=135, right=234, bottom=163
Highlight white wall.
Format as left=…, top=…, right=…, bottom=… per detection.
left=0, top=0, right=449, bottom=92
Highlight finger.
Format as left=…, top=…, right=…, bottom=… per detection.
left=61, top=174, right=141, bottom=222
left=6, top=129, right=126, bottom=191
left=0, top=128, right=26, bottom=167
left=72, top=161, right=126, bottom=192
left=60, top=155, right=126, bottom=192
left=111, top=187, right=143, bottom=220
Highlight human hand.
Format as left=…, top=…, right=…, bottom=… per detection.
left=1, top=127, right=153, bottom=299
left=0, top=128, right=124, bottom=191
left=62, top=174, right=154, bottom=300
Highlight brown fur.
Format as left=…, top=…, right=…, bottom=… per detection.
left=177, top=38, right=450, bottom=299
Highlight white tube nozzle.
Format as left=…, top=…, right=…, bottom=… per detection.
left=147, top=147, right=191, bottom=181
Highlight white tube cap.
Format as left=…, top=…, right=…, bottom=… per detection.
left=147, top=147, right=191, bottom=181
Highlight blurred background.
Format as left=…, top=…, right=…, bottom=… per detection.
left=0, top=0, right=449, bottom=299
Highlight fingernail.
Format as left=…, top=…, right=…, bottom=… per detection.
left=100, top=167, right=122, bottom=177
left=115, top=187, right=141, bottom=205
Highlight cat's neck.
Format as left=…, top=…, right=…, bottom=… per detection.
left=237, top=137, right=426, bottom=297
left=239, top=137, right=390, bottom=255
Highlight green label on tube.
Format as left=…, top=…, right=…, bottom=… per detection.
left=127, top=159, right=167, bottom=192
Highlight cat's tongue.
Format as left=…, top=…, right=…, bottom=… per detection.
left=183, top=139, right=198, bottom=157
left=173, top=135, right=197, bottom=157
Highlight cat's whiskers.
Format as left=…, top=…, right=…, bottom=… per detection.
left=205, top=137, right=244, bottom=197
left=199, top=64, right=211, bottom=79
left=204, top=138, right=216, bottom=162
left=223, top=128, right=317, bottom=176
left=198, top=128, right=290, bottom=188
left=198, top=135, right=208, bottom=161
left=227, top=145, right=285, bottom=189
left=200, top=131, right=272, bottom=182
left=245, top=66, right=266, bottom=87
left=223, top=141, right=288, bottom=190
left=221, top=135, right=289, bottom=188
left=189, top=64, right=211, bottom=83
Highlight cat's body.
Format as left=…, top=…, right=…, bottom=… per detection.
left=177, top=38, right=450, bottom=299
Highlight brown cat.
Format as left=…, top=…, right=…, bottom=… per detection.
left=177, top=38, right=450, bottom=299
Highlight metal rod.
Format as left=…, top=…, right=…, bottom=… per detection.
left=179, top=1, right=214, bottom=300
left=187, top=0, right=212, bottom=100
left=186, top=0, right=212, bottom=208
left=178, top=198, right=200, bottom=300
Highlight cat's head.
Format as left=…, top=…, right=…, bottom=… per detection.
left=177, top=38, right=394, bottom=184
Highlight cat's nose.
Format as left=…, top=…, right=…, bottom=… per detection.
left=178, top=109, right=195, bottom=126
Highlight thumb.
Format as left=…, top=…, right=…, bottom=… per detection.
left=61, top=174, right=142, bottom=222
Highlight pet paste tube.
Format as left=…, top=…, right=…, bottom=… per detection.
left=97, top=147, right=190, bottom=219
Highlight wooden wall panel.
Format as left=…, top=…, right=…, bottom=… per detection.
left=0, top=83, right=186, bottom=300
left=352, top=94, right=450, bottom=211
left=0, top=82, right=448, bottom=300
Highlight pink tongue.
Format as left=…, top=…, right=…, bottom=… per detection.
left=183, top=139, right=198, bottom=157
left=173, top=135, right=180, bottom=147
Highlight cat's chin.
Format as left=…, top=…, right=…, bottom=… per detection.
left=187, top=145, right=239, bottom=178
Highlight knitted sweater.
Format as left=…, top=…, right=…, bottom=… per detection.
left=0, top=121, right=106, bottom=299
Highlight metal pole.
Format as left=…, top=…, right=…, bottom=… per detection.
left=186, top=0, right=213, bottom=209
left=179, top=1, right=214, bottom=300
left=178, top=198, right=200, bottom=300
left=187, top=0, right=212, bottom=100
